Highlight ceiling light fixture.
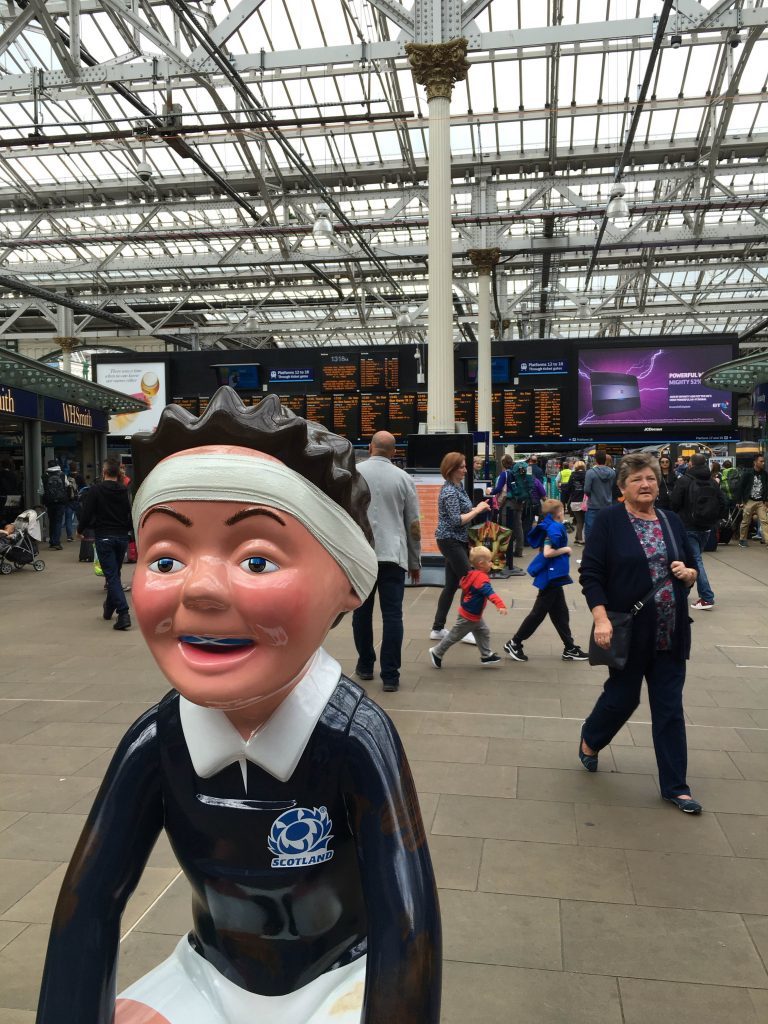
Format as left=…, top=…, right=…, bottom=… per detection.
left=606, top=182, right=630, bottom=221
left=312, top=204, right=334, bottom=243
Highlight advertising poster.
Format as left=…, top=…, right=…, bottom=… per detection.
left=577, top=345, right=733, bottom=428
left=95, top=362, right=165, bottom=435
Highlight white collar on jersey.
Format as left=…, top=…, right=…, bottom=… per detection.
left=179, top=647, right=341, bottom=789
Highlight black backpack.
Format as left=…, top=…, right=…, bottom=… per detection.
left=43, top=472, right=67, bottom=505
left=686, top=476, right=721, bottom=529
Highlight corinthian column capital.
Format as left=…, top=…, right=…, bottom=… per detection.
left=467, top=247, right=501, bottom=275
left=405, top=38, right=470, bottom=101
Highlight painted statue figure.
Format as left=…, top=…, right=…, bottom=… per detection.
left=36, top=389, right=441, bottom=1024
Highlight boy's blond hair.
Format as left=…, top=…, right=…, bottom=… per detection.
left=540, top=498, right=564, bottom=516
left=469, top=545, right=493, bottom=566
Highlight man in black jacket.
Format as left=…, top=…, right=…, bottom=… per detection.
left=77, top=458, right=132, bottom=630
left=671, top=454, right=727, bottom=610
left=737, top=453, right=768, bottom=548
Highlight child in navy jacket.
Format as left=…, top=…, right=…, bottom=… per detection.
left=505, top=500, right=588, bottom=663
left=430, top=546, right=507, bottom=668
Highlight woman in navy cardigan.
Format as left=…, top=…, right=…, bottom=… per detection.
left=578, top=452, right=703, bottom=813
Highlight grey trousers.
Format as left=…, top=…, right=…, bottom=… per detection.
left=433, top=615, right=492, bottom=659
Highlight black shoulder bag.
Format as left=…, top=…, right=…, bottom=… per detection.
left=588, top=509, right=680, bottom=671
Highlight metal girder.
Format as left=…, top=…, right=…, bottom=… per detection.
left=8, top=221, right=766, bottom=277
left=187, top=0, right=272, bottom=60
left=4, top=11, right=767, bottom=94
left=462, top=0, right=493, bottom=27
left=0, top=3, right=36, bottom=58
left=365, top=0, right=414, bottom=37
left=2, top=131, right=766, bottom=211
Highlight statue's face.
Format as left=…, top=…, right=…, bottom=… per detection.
left=132, top=467, right=359, bottom=710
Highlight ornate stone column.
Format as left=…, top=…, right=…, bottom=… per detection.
left=406, top=39, right=469, bottom=432
left=55, top=336, right=77, bottom=376
left=468, top=247, right=500, bottom=440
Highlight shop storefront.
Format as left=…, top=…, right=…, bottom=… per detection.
left=0, top=352, right=145, bottom=523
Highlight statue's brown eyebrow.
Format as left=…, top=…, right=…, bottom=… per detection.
left=141, top=505, right=192, bottom=528
left=224, top=507, right=286, bottom=527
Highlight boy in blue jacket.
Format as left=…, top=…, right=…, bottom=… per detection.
left=504, top=499, right=588, bottom=663
left=429, top=545, right=507, bottom=668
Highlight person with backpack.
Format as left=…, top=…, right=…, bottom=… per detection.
left=486, top=455, right=525, bottom=575
left=562, top=460, right=587, bottom=543
left=671, top=453, right=727, bottom=610
left=42, top=461, right=68, bottom=550
left=63, top=462, right=84, bottom=543
left=720, top=460, right=740, bottom=508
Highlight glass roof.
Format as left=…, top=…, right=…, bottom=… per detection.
left=0, top=0, right=767, bottom=352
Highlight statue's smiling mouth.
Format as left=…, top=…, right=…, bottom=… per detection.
left=179, top=635, right=254, bottom=655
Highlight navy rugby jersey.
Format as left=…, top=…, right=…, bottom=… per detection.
left=36, top=667, right=441, bottom=1024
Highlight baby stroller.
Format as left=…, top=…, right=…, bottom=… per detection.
left=0, top=508, right=46, bottom=574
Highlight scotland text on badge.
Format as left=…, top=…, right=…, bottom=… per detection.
left=268, top=806, right=334, bottom=868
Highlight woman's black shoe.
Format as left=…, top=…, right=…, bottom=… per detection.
left=665, top=795, right=702, bottom=814
left=579, top=728, right=598, bottom=772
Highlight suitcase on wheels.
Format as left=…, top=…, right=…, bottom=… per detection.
left=78, top=538, right=94, bottom=562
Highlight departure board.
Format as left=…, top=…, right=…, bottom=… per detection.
left=305, top=394, right=333, bottom=428
left=360, top=394, right=388, bottom=437
left=533, top=388, right=562, bottom=436
left=492, top=390, right=504, bottom=435
left=276, top=394, right=307, bottom=418
left=198, top=397, right=211, bottom=415
left=454, top=390, right=476, bottom=431
left=360, top=354, right=400, bottom=390
left=172, top=396, right=199, bottom=415
left=388, top=392, right=417, bottom=438
left=502, top=389, right=534, bottom=436
left=321, top=353, right=358, bottom=392
left=333, top=394, right=359, bottom=438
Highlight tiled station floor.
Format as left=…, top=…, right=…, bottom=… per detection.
left=0, top=540, right=767, bottom=1023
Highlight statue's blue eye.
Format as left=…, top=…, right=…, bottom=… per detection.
left=240, top=556, right=278, bottom=574
left=148, top=557, right=185, bottom=574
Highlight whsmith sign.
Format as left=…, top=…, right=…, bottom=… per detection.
left=0, top=386, right=38, bottom=419
left=43, top=398, right=107, bottom=432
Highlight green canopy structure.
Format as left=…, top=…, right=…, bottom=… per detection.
left=701, top=350, right=768, bottom=395
left=0, top=351, right=146, bottom=414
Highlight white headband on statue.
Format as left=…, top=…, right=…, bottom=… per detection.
left=132, top=451, right=378, bottom=600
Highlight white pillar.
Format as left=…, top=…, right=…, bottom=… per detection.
left=476, top=269, right=492, bottom=437
left=406, top=39, right=469, bottom=434
left=468, top=248, right=500, bottom=440
left=56, top=306, right=76, bottom=375
left=426, top=93, right=454, bottom=432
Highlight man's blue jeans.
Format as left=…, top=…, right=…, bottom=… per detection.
left=685, top=530, right=715, bottom=603
left=584, top=508, right=602, bottom=542
left=352, top=562, right=406, bottom=685
left=96, top=536, right=129, bottom=616
left=64, top=503, right=78, bottom=541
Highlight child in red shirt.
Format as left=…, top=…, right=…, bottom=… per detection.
left=429, top=546, right=508, bottom=668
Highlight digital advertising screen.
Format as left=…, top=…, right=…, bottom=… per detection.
left=95, top=361, right=163, bottom=436
left=463, top=356, right=512, bottom=385
left=212, top=363, right=260, bottom=389
left=577, top=345, right=733, bottom=430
